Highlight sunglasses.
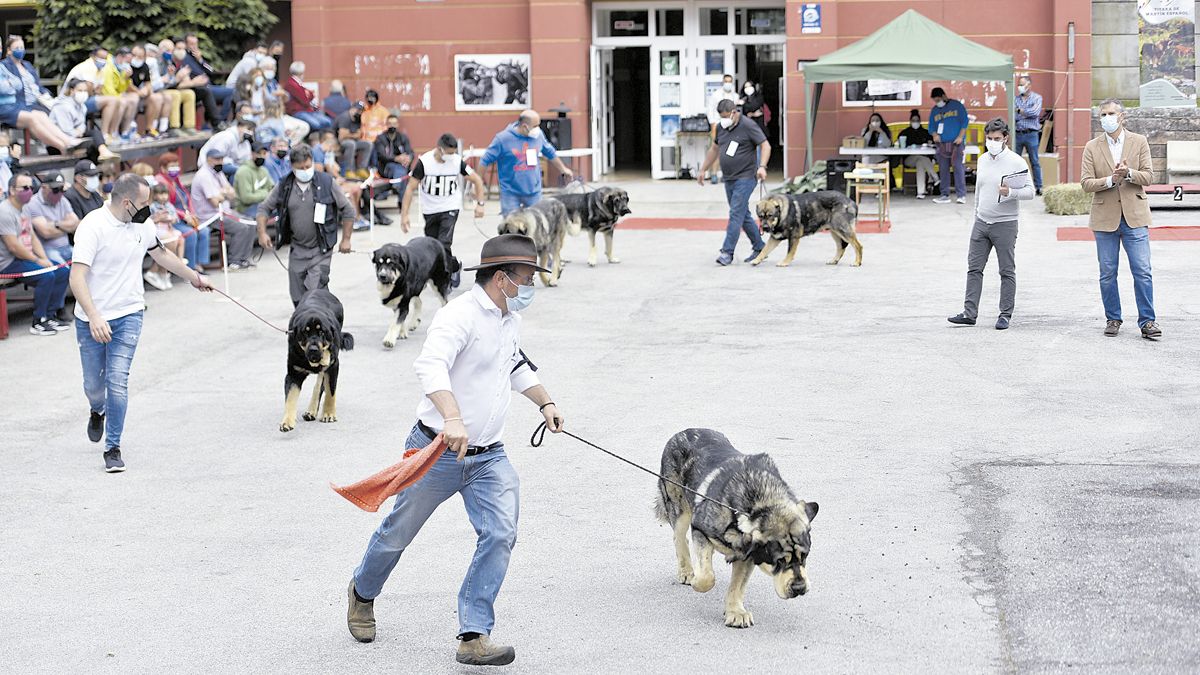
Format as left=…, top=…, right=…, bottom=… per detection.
left=15, top=185, right=32, bottom=192
left=50, top=186, right=63, bottom=194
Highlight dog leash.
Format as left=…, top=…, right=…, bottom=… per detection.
left=530, top=422, right=743, bottom=516
left=210, top=286, right=289, bottom=334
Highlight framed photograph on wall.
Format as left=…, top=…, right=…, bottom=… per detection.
left=455, top=54, right=531, bottom=111
left=842, top=80, right=921, bottom=107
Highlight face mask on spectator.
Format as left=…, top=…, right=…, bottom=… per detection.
left=254, top=75, right=264, bottom=87
left=46, top=189, right=63, bottom=205
left=131, top=58, right=144, bottom=68
left=167, top=165, right=181, bottom=177
left=173, top=50, right=187, bottom=62
left=0, top=146, right=9, bottom=161
left=74, top=91, right=89, bottom=104
left=242, top=132, right=254, bottom=144
left=367, top=96, right=378, bottom=106
left=910, top=120, right=920, bottom=129
left=103, top=181, right=114, bottom=194
left=85, top=175, right=100, bottom=191
left=722, top=82, right=734, bottom=93
left=95, top=57, right=107, bottom=70
left=744, top=85, right=754, bottom=95
left=11, top=48, right=25, bottom=60
left=263, top=70, right=275, bottom=80
left=294, top=167, right=314, bottom=183
left=15, top=186, right=33, bottom=204
left=387, top=125, right=397, bottom=133
left=869, top=120, right=881, bottom=130
left=211, top=162, right=224, bottom=174
left=275, top=149, right=288, bottom=158
left=1018, top=84, right=1029, bottom=95
left=254, top=156, right=266, bottom=167
left=119, top=62, right=132, bottom=73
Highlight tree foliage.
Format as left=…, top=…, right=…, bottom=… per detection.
left=34, top=0, right=276, bottom=78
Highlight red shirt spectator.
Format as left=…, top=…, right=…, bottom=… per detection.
left=283, top=74, right=317, bottom=116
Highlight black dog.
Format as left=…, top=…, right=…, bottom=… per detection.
left=281, top=289, right=354, bottom=433
left=372, top=237, right=459, bottom=348
left=555, top=187, right=631, bottom=266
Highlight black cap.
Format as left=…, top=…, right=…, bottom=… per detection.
left=463, top=234, right=550, bottom=273
left=251, top=141, right=268, bottom=153
left=74, top=159, right=100, bottom=176
left=40, top=171, right=65, bottom=187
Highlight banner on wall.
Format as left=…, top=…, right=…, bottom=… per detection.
left=1138, top=0, right=1196, bottom=108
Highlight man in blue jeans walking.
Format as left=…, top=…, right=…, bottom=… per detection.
left=480, top=110, right=574, bottom=215
left=70, top=174, right=212, bottom=472
left=1014, top=75, right=1044, bottom=196
left=698, top=99, right=769, bottom=266
left=1080, top=98, right=1160, bottom=340
left=346, top=234, right=565, bottom=667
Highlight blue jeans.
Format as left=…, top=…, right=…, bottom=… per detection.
left=76, top=311, right=144, bottom=450
left=1094, top=218, right=1155, bottom=326
left=44, top=243, right=73, bottom=265
left=1, top=259, right=69, bottom=319
left=500, top=191, right=540, bottom=215
left=354, top=423, right=520, bottom=636
left=1015, top=130, right=1043, bottom=190
left=174, top=222, right=211, bottom=269
left=293, top=110, right=332, bottom=132
left=721, top=178, right=765, bottom=255
left=209, top=85, right=234, bottom=120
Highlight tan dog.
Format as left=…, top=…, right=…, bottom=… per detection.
left=753, top=191, right=863, bottom=267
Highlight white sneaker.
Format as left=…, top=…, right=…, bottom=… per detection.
left=917, top=193, right=926, bottom=200
left=143, top=270, right=168, bottom=290
left=163, top=273, right=174, bottom=289
left=955, top=196, right=966, bottom=204
left=932, top=196, right=951, bottom=204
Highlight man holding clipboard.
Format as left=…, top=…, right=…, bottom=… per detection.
left=948, top=119, right=1034, bottom=330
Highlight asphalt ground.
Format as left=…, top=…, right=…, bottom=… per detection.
left=1, top=183, right=1198, bottom=673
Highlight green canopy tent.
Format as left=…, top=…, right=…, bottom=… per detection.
left=800, top=9, right=1016, bottom=169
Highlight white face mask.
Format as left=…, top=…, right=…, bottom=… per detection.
left=74, top=91, right=89, bottom=104
left=744, top=86, right=755, bottom=95
left=1018, top=84, right=1029, bottom=95
left=254, top=76, right=264, bottom=87
left=869, top=120, right=881, bottom=129
left=985, top=139, right=1005, bottom=156
left=910, top=121, right=920, bottom=129
left=935, top=100, right=946, bottom=108
left=0, top=146, right=9, bottom=161
left=718, top=117, right=734, bottom=129
left=440, top=152, right=459, bottom=164
left=85, top=176, right=100, bottom=191
left=1100, top=113, right=1120, bottom=134
left=131, top=58, right=144, bottom=68
left=263, top=71, right=275, bottom=80
left=722, top=82, right=734, bottom=93
left=294, top=167, right=315, bottom=183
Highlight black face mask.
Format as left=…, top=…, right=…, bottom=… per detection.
left=254, top=156, right=266, bottom=167
left=212, top=163, right=224, bottom=174
left=275, top=149, right=288, bottom=159
left=366, top=98, right=378, bottom=106
left=352, top=114, right=361, bottom=123
left=387, top=126, right=397, bottom=133
left=242, top=133, right=254, bottom=144
left=128, top=203, right=152, bottom=223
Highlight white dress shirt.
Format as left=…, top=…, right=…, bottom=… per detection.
left=413, top=283, right=540, bottom=447
left=1104, top=130, right=1127, bottom=190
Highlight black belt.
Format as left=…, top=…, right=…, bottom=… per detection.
left=417, top=420, right=503, bottom=456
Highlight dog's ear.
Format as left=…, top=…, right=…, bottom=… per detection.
left=803, top=501, right=819, bottom=522
left=736, top=514, right=765, bottom=542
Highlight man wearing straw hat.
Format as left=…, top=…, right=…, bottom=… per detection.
left=345, top=233, right=565, bottom=667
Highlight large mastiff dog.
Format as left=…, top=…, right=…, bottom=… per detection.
left=753, top=191, right=863, bottom=267
left=554, top=186, right=631, bottom=266
left=497, top=199, right=576, bottom=287
left=281, top=289, right=355, bottom=432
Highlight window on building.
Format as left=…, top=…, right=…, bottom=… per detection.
left=700, top=8, right=729, bottom=36
left=655, top=9, right=684, bottom=36
left=734, top=8, right=785, bottom=35
left=596, top=10, right=649, bottom=38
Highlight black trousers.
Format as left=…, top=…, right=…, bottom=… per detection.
left=423, top=210, right=458, bottom=251
left=189, top=86, right=220, bottom=127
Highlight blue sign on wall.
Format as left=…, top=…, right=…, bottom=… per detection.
left=801, top=3, right=822, bottom=34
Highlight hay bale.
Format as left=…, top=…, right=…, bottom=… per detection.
left=1043, top=183, right=1091, bottom=216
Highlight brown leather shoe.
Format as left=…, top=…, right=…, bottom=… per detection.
left=1141, top=321, right=1162, bottom=340
left=347, top=580, right=375, bottom=643
left=456, top=635, right=516, bottom=666
left=1104, top=320, right=1121, bottom=337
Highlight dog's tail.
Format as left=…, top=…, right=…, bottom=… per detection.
left=341, top=332, right=355, bottom=351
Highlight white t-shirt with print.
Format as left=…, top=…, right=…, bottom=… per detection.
left=411, top=149, right=474, bottom=215
left=72, top=206, right=160, bottom=322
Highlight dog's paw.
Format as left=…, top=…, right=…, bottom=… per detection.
left=279, top=421, right=295, bottom=433
left=319, top=414, right=337, bottom=423
left=607, top=257, right=620, bottom=264
left=724, top=608, right=754, bottom=628
left=692, top=573, right=716, bottom=593
left=302, top=411, right=316, bottom=422
left=775, top=260, right=793, bottom=268
left=825, top=259, right=839, bottom=265
left=587, top=258, right=597, bottom=267
left=382, top=339, right=395, bottom=349
left=548, top=280, right=559, bottom=287
left=677, top=568, right=696, bottom=585
left=850, top=261, right=862, bottom=267
left=750, top=258, right=764, bottom=266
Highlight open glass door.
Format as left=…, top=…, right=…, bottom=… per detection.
left=590, top=46, right=615, bottom=177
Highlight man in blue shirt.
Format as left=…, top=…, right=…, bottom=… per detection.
left=929, top=87, right=969, bottom=204
left=480, top=110, right=574, bottom=215
left=1014, top=75, right=1044, bottom=196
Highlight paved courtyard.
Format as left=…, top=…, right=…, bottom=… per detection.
left=2, top=181, right=1198, bottom=673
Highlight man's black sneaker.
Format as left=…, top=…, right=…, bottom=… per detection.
left=375, top=211, right=393, bottom=226
left=45, top=316, right=71, bottom=332
left=1035, top=188, right=1043, bottom=196
left=995, top=316, right=1010, bottom=330
left=947, top=313, right=976, bottom=326
left=88, top=411, right=105, bottom=443
left=103, top=448, right=126, bottom=473
left=29, top=319, right=56, bottom=336
left=743, top=249, right=763, bottom=263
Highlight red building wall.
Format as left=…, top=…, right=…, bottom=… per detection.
left=786, top=0, right=1093, bottom=182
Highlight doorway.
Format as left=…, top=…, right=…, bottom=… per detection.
left=735, top=43, right=784, bottom=171
left=611, top=47, right=651, bottom=172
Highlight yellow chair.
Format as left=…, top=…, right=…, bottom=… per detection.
left=846, top=161, right=890, bottom=223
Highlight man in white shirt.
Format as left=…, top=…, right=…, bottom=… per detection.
left=347, top=234, right=565, bottom=667
left=948, top=119, right=1035, bottom=330
left=192, top=149, right=255, bottom=270
left=70, top=174, right=212, bottom=472
left=199, top=118, right=256, bottom=181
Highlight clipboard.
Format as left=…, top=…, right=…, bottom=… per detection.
left=998, top=169, right=1029, bottom=203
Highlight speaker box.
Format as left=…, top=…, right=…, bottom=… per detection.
left=540, top=118, right=573, bottom=151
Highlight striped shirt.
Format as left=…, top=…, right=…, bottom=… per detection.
left=1016, top=91, right=1043, bottom=132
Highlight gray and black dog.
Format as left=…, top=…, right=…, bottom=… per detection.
left=753, top=190, right=863, bottom=267
left=655, top=428, right=818, bottom=628
left=497, top=199, right=576, bottom=287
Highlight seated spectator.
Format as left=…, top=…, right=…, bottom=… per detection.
left=234, top=143, right=273, bottom=217
left=3, top=36, right=53, bottom=114
left=0, top=171, right=71, bottom=335
left=226, top=42, right=268, bottom=90
left=374, top=114, right=413, bottom=182
left=26, top=171, right=80, bottom=264
left=268, top=40, right=287, bottom=70
left=156, top=152, right=210, bottom=272
left=0, top=61, right=87, bottom=153
left=154, top=39, right=198, bottom=135
left=100, top=164, right=120, bottom=196
left=50, top=78, right=119, bottom=162
left=360, top=89, right=390, bottom=142
left=168, top=42, right=221, bottom=132
left=200, top=118, right=256, bottom=180
left=191, top=149, right=255, bottom=270
left=897, top=108, right=939, bottom=200
left=130, top=161, right=157, bottom=185
left=335, top=102, right=372, bottom=180
left=323, top=80, right=351, bottom=118
left=860, top=111, right=892, bottom=166
left=265, top=137, right=292, bottom=183
left=282, top=61, right=332, bottom=132
left=259, top=98, right=308, bottom=146
left=100, top=47, right=142, bottom=142
left=236, top=67, right=273, bottom=117
left=258, top=57, right=285, bottom=100
left=129, top=45, right=166, bottom=138
left=314, top=132, right=368, bottom=230
left=0, top=131, right=22, bottom=198
left=64, top=47, right=126, bottom=140
left=144, top=182, right=187, bottom=290
left=183, top=33, right=234, bottom=125
left=65, top=160, right=105, bottom=218
left=144, top=42, right=185, bottom=136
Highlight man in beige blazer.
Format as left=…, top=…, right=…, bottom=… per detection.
left=1080, top=98, right=1160, bottom=339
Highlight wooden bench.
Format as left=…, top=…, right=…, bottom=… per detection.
left=19, top=131, right=212, bottom=174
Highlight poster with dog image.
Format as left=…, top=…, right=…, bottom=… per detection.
left=1138, top=0, right=1196, bottom=107
left=455, top=54, right=531, bottom=111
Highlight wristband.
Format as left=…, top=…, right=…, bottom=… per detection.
left=538, top=402, right=555, bottom=412
left=443, top=417, right=462, bottom=423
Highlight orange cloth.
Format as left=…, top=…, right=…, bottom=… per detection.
left=331, top=434, right=446, bottom=512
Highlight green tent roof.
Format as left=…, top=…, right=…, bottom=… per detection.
left=802, top=9, right=1013, bottom=83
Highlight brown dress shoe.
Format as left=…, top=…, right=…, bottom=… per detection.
left=347, top=580, right=375, bottom=643
left=456, top=635, right=516, bottom=666
left=1141, top=321, right=1162, bottom=339
left=1104, top=320, right=1121, bottom=337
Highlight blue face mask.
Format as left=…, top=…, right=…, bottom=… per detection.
left=11, top=49, right=25, bottom=61
left=503, top=273, right=535, bottom=312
